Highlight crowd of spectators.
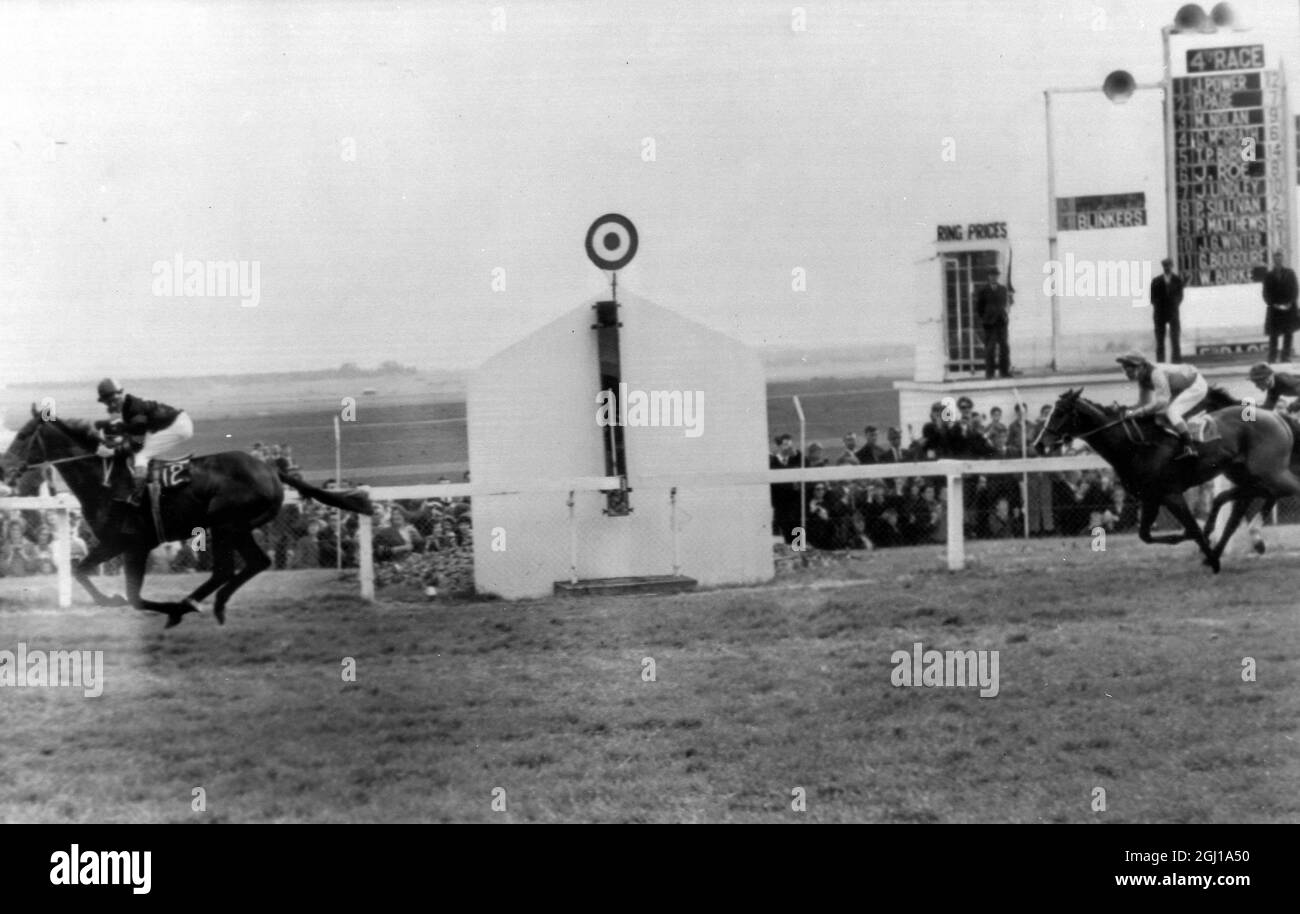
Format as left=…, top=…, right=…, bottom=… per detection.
left=770, top=395, right=1150, bottom=550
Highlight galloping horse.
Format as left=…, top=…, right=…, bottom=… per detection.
left=1, top=408, right=372, bottom=627
left=1034, top=388, right=1300, bottom=571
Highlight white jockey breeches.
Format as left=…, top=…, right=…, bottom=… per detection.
left=134, top=411, right=194, bottom=469
left=1167, top=375, right=1208, bottom=431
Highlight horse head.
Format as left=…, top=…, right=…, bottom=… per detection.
left=1035, top=388, right=1112, bottom=453
left=1, top=406, right=98, bottom=486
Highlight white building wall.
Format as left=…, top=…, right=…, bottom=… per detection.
left=468, top=292, right=773, bottom=599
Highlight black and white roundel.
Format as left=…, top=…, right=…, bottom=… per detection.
left=584, top=213, right=638, bottom=271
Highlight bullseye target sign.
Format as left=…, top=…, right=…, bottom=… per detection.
left=585, top=214, right=638, bottom=271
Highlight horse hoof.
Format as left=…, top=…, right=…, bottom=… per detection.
left=164, top=612, right=185, bottom=629
left=108, top=594, right=128, bottom=608
left=1253, top=541, right=1266, bottom=555
left=214, top=606, right=226, bottom=626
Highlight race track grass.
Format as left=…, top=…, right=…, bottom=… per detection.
left=1, top=533, right=1297, bottom=823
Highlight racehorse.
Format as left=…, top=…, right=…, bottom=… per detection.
left=1034, top=388, right=1300, bottom=572
left=1, top=408, right=372, bottom=627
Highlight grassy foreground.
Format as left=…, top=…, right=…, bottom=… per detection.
left=0, top=533, right=1297, bottom=823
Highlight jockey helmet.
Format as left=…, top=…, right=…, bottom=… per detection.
left=1115, top=350, right=1148, bottom=367
left=1249, top=362, right=1273, bottom=382
left=96, top=378, right=123, bottom=403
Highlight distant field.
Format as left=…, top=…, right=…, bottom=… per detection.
left=2, top=534, right=1296, bottom=823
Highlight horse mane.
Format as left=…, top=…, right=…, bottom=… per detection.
left=55, top=418, right=98, bottom=449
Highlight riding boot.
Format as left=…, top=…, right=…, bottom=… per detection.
left=1176, top=430, right=1197, bottom=460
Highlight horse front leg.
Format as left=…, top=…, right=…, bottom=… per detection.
left=121, top=547, right=193, bottom=627
left=1137, top=499, right=1194, bottom=545
left=74, top=539, right=127, bottom=607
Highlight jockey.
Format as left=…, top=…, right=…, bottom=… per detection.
left=92, top=378, right=194, bottom=499
left=1248, top=362, right=1300, bottom=412
left=1116, top=350, right=1206, bottom=460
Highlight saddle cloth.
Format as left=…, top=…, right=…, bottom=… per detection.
left=1186, top=414, right=1221, bottom=444
left=145, top=455, right=193, bottom=542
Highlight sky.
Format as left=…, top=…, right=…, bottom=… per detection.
left=1, top=0, right=1297, bottom=384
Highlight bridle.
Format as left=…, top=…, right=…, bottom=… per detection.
left=1037, top=398, right=1147, bottom=449
left=8, top=421, right=102, bottom=481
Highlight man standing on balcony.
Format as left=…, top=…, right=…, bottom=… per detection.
left=974, top=266, right=1011, bottom=379
left=1149, top=258, right=1184, bottom=363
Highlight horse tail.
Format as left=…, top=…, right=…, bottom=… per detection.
left=277, top=471, right=373, bottom=516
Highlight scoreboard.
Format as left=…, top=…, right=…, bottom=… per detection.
left=1173, top=53, right=1290, bottom=287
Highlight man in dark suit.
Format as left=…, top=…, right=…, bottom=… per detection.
left=1149, top=257, right=1184, bottom=363
left=880, top=427, right=906, bottom=463
left=854, top=426, right=883, bottom=464
left=1263, top=251, right=1300, bottom=363
left=974, top=266, right=1011, bottom=378
left=1249, top=362, right=1300, bottom=412
left=769, top=434, right=803, bottom=542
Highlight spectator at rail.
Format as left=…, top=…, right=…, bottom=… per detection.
left=986, top=497, right=1015, bottom=539
left=917, top=401, right=950, bottom=459
left=922, top=485, right=945, bottom=543
left=805, top=442, right=828, bottom=469
left=855, top=426, right=884, bottom=464
left=898, top=480, right=932, bottom=544
left=880, top=427, right=906, bottom=464
left=292, top=519, right=325, bottom=568
left=1052, top=470, right=1090, bottom=536
left=0, top=520, right=38, bottom=576
left=769, top=433, right=803, bottom=542
left=986, top=406, right=1007, bottom=441
left=374, top=508, right=425, bottom=561
left=867, top=503, right=905, bottom=548
left=1007, top=404, right=1032, bottom=455
left=835, top=433, right=861, bottom=465
left=806, top=484, right=835, bottom=549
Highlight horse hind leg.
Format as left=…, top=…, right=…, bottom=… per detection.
left=211, top=526, right=272, bottom=625
left=182, top=531, right=236, bottom=619
left=1162, top=495, right=1220, bottom=573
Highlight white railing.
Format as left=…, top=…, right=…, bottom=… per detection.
left=0, top=455, right=1112, bottom=608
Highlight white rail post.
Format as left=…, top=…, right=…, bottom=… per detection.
left=946, top=466, right=965, bottom=571
left=53, top=502, right=72, bottom=608
left=358, top=512, right=374, bottom=601
left=567, top=490, right=578, bottom=584
left=669, top=486, right=680, bottom=576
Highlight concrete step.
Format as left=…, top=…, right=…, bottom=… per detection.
left=553, top=575, right=698, bottom=597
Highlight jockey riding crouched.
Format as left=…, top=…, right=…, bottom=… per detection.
left=92, top=378, right=194, bottom=503
left=1248, top=361, right=1300, bottom=413
left=1116, top=350, right=1206, bottom=460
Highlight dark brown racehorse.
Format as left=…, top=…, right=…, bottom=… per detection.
left=1035, top=388, right=1300, bottom=571
left=2, top=409, right=372, bottom=627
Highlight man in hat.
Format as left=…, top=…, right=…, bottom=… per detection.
left=1149, top=257, right=1184, bottom=363
left=1248, top=362, right=1300, bottom=413
left=974, top=266, right=1011, bottom=379
left=1262, top=250, right=1300, bottom=363
left=92, top=378, right=194, bottom=501
left=1116, top=351, right=1206, bottom=459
